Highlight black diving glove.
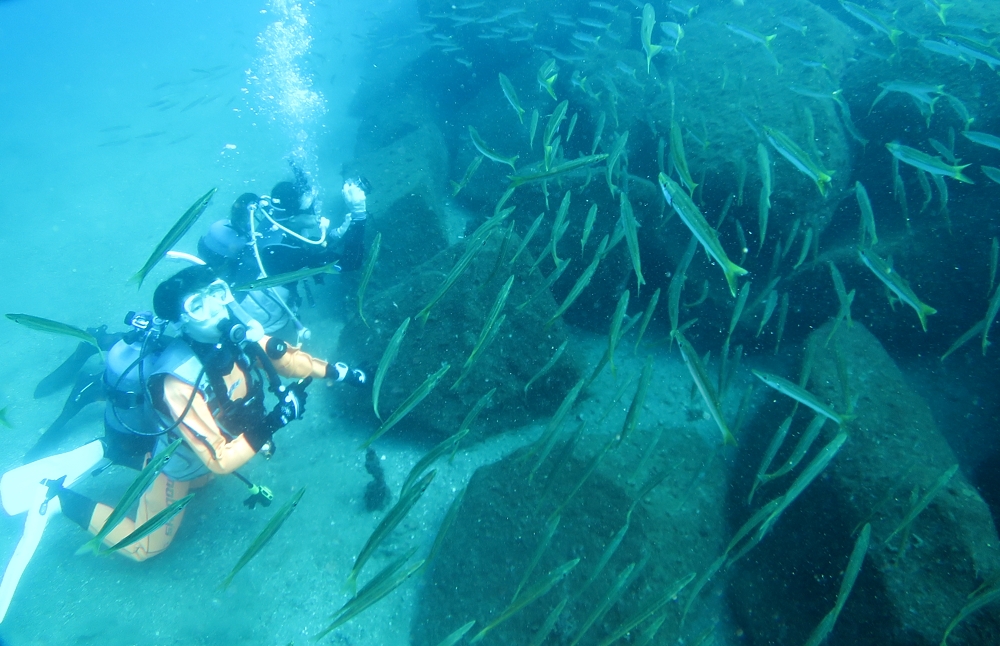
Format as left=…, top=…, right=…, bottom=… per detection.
left=329, top=362, right=367, bottom=387
left=249, top=378, right=312, bottom=452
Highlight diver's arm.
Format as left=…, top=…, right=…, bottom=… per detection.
left=260, top=336, right=329, bottom=379
left=160, top=376, right=258, bottom=474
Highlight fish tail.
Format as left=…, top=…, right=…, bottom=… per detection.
left=724, top=429, right=738, bottom=446
left=955, top=165, right=974, bottom=183
left=918, top=304, right=937, bottom=332
left=343, top=572, right=358, bottom=596
left=889, top=29, right=903, bottom=47
left=75, top=537, right=101, bottom=556
left=724, top=262, right=749, bottom=297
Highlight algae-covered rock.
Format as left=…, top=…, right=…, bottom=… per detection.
left=728, top=321, right=1000, bottom=645
left=342, top=123, right=452, bottom=283
left=334, top=229, right=583, bottom=442
left=411, top=342, right=730, bottom=645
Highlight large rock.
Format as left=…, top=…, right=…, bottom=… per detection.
left=411, top=340, right=731, bottom=645
left=342, top=122, right=453, bottom=283
left=728, top=321, right=1000, bottom=645
left=334, top=228, right=584, bottom=442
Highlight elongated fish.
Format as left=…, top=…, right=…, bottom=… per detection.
left=605, top=131, right=629, bottom=195
left=543, top=100, right=569, bottom=150
left=344, top=471, right=435, bottom=594
left=619, top=192, right=645, bottom=293
left=537, top=58, right=558, bottom=100
left=886, top=142, right=972, bottom=183
left=219, top=487, right=305, bottom=589
left=6, top=314, right=102, bottom=353
left=131, top=188, right=217, bottom=286
left=803, top=526, right=870, bottom=646
left=858, top=247, right=937, bottom=331
left=373, top=317, right=409, bottom=421
left=674, top=330, right=737, bottom=445
left=361, top=364, right=450, bottom=449
left=357, top=234, right=381, bottom=327
left=547, top=244, right=602, bottom=325
left=725, top=23, right=776, bottom=49
left=641, top=4, right=662, bottom=73
left=752, top=369, right=847, bottom=425
left=962, top=130, right=1000, bottom=152
left=79, top=438, right=183, bottom=554
left=453, top=276, right=514, bottom=388
left=470, top=559, right=580, bottom=643
left=634, top=287, right=661, bottom=350
left=232, top=261, right=340, bottom=291
left=840, top=1, right=902, bottom=45
left=525, top=341, right=568, bottom=395
left=320, top=552, right=425, bottom=637
left=607, top=290, right=630, bottom=376
left=469, top=126, right=518, bottom=170
left=764, top=126, right=834, bottom=197
left=498, top=73, right=525, bottom=123
left=451, top=155, right=483, bottom=196
left=510, top=212, right=546, bottom=267
left=509, top=154, right=608, bottom=187
left=621, top=356, right=653, bottom=445
left=670, top=120, right=697, bottom=193
left=102, top=493, right=195, bottom=555
left=855, top=181, right=878, bottom=245
left=417, top=218, right=502, bottom=323
left=658, top=173, right=747, bottom=296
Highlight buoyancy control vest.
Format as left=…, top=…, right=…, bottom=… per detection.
left=143, top=337, right=274, bottom=481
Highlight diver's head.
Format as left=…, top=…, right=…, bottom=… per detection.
left=266, top=181, right=321, bottom=236
left=230, top=193, right=261, bottom=236
left=154, top=266, right=240, bottom=344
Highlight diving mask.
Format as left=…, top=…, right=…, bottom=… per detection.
left=181, top=279, right=234, bottom=323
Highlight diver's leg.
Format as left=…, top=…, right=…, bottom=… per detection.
left=75, top=473, right=190, bottom=562
left=338, top=218, right=367, bottom=271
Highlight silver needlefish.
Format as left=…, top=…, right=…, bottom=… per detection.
left=641, top=4, right=662, bottom=73
left=840, top=1, right=902, bottom=45
left=131, top=188, right=217, bottom=286
left=858, top=247, right=937, bottom=331
left=886, top=142, right=973, bottom=183
left=764, top=126, right=835, bottom=197
left=674, top=330, right=737, bottom=446
left=498, top=73, right=525, bottom=123
left=219, top=487, right=306, bottom=590
left=469, top=126, right=518, bottom=170
left=752, top=370, right=849, bottom=426
left=659, top=173, right=747, bottom=296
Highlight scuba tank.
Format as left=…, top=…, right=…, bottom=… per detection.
left=103, top=311, right=170, bottom=437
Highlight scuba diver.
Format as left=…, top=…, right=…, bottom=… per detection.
left=26, top=167, right=369, bottom=462
left=198, top=166, right=369, bottom=340
left=31, top=264, right=367, bottom=562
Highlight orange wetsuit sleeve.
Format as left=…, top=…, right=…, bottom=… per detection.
left=162, top=375, right=257, bottom=475
left=260, top=335, right=329, bottom=379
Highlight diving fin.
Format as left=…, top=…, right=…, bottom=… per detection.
left=0, top=488, right=57, bottom=623
left=25, top=372, right=105, bottom=463
left=32, top=327, right=120, bottom=399
left=33, top=342, right=98, bottom=399
left=1, top=440, right=104, bottom=516
left=0, top=440, right=104, bottom=623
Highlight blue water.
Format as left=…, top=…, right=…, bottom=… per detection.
left=3, top=0, right=1000, bottom=644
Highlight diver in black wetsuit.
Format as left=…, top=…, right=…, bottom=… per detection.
left=197, top=171, right=369, bottom=338
left=28, top=169, right=369, bottom=461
